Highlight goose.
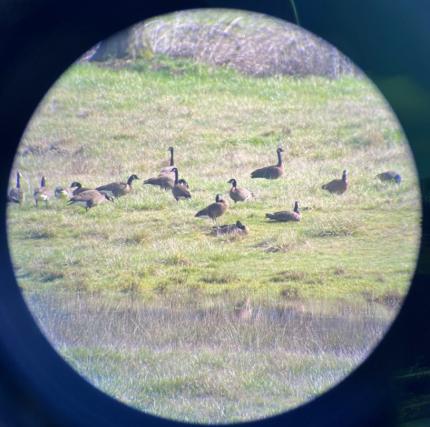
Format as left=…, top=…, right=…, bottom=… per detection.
left=70, top=181, right=91, bottom=195
left=322, top=170, right=348, bottom=194
left=251, top=147, right=284, bottom=179
left=266, top=201, right=301, bottom=222
left=96, top=174, right=139, bottom=198
left=54, top=186, right=71, bottom=199
left=159, top=146, right=175, bottom=175
left=195, top=194, right=228, bottom=225
left=143, top=174, right=175, bottom=190
left=67, top=190, right=114, bottom=211
left=234, top=297, right=253, bottom=321
left=227, top=178, right=253, bottom=203
left=33, top=176, right=51, bottom=207
left=212, top=220, right=249, bottom=236
left=171, top=167, right=191, bottom=201
left=8, top=171, right=24, bottom=204
left=376, top=171, right=401, bottom=184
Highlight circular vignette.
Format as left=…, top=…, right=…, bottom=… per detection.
left=0, top=2, right=429, bottom=427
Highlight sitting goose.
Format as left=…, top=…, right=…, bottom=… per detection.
left=266, top=201, right=301, bottom=222
left=211, top=220, right=249, bottom=236
left=376, top=171, right=401, bottom=183
left=67, top=190, right=114, bottom=211
left=159, top=146, right=175, bottom=175
left=227, top=179, right=253, bottom=203
left=33, top=176, right=51, bottom=207
left=96, top=174, right=139, bottom=198
left=322, top=170, right=348, bottom=194
left=70, top=181, right=91, bottom=195
left=171, top=167, right=191, bottom=201
left=195, top=194, right=229, bottom=225
left=251, top=147, right=285, bottom=179
left=8, top=171, right=24, bottom=204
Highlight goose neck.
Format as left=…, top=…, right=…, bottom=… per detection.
left=277, top=150, right=283, bottom=166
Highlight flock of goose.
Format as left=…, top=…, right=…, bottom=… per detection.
left=8, top=146, right=402, bottom=236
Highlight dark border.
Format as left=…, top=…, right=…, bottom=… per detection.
left=1, top=1, right=429, bottom=426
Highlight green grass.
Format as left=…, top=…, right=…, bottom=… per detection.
left=6, top=57, right=421, bottom=422
left=8, top=59, right=420, bottom=301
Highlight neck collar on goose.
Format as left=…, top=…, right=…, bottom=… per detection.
left=342, top=170, right=348, bottom=182
left=169, top=147, right=174, bottom=166
left=41, top=176, right=46, bottom=187
left=294, top=201, right=299, bottom=213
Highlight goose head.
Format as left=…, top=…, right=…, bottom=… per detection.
left=128, top=174, right=140, bottom=184
left=236, top=220, right=246, bottom=230
left=227, top=178, right=237, bottom=187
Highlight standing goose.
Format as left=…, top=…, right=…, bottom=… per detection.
left=211, top=220, right=249, bottom=236
left=227, top=178, right=253, bottom=203
left=67, top=190, right=114, bottom=211
left=195, top=194, right=228, bottom=225
left=143, top=174, right=175, bottom=190
left=171, top=167, right=191, bottom=201
left=266, top=201, right=301, bottom=222
left=159, top=146, right=175, bottom=175
left=322, top=170, right=348, bottom=194
left=251, top=147, right=285, bottom=179
left=376, top=171, right=401, bottom=184
left=8, top=171, right=24, bottom=204
left=70, top=181, right=91, bottom=195
left=33, top=176, right=51, bottom=207
left=96, top=174, right=139, bottom=198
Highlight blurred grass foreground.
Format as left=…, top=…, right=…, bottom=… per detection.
left=7, top=8, right=421, bottom=424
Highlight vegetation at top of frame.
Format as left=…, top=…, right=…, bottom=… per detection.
left=91, top=8, right=356, bottom=78
left=7, top=54, right=420, bottom=305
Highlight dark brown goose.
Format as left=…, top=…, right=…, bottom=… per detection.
left=251, top=147, right=284, bottom=179
left=96, top=174, right=139, bottom=198
left=227, top=179, right=253, bottom=203
left=33, top=176, right=51, bottom=207
left=195, top=194, right=228, bottom=225
left=143, top=174, right=175, bottom=190
left=171, top=168, right=191, bottom=201
left=266, top=201, right=301, bottom=222
left=67, top=190, right=114, bottom=211
left=70, top=181, right=91, bottom=195
left=211, top=220, right=249, bottom=236
left=8, top=171, right=24, bottom=204
left=322, top=170, right=348, bottom=194
left=159, top=146, right=175, bottom=175
left=376, top=171, right=401, bottom=184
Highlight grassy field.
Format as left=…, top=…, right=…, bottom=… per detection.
left=6, top=55, right=421, bottom=422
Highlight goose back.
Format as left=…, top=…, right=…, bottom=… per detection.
left=251, top=147, right=284, bottom=179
